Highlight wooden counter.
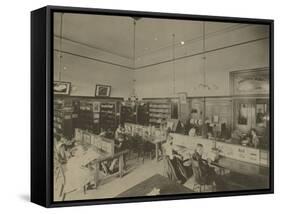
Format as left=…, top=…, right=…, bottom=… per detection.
left=170, top=133, right=269, bottom=167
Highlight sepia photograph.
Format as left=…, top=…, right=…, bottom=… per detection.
left=52, top=11, right=272, bottom=203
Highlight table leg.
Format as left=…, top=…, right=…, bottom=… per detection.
left=119, top=154, right=124, bottom=177
left=94, top=162, right=99, bottom=187
left=155, top=143, right=159, bottom=162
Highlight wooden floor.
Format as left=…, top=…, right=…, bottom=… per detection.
left=117, top=174, right=193, bottom=198
left=54, top=154, right=270, bottom=201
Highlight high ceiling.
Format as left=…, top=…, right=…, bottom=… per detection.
left=53, top=12, right=249, bottom=60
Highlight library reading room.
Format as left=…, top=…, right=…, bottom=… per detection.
left=53, top=12, right=271, bottom=201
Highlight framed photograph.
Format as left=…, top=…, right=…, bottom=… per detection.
left=178, top=92, right=187, bottom=104
left=95, top=84, right=111, bottom=97
left=53, top=81, right=71, bottom=95
left=31, top=5, right=274, bottom=208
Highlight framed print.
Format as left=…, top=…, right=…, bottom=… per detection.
left=178, top=92, right=187, bottom=104
left=95, top=84, right=111, bottom=97
left=53, top=81, right=71, bottom=95
left=31, top=5, right=274, bottom=208
left=230, top=69, right=270, bottom=95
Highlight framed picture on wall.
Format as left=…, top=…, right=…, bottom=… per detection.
left=31, top=5, right=274, bottom=208
left=53, top=81, right=71, bottom=95
left=178, top=92, right=187, bottom=104
left=95, top=84, right=111, bottom=97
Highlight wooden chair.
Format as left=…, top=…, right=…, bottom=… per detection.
left=191, top=159, right=215, bottom=192
left=191, top=159, right=205, bottom=192
left=54, top=147, right=66, bottom=200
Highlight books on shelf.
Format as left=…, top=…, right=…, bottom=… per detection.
left=148, top=102, right=172, bottom=126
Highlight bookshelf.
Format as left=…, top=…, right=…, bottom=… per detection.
left=148, top=102, right=172, bottom=126
left=78, top=100, right=100, bottom=134
left=53, top=98, right=75, bottom=140
left=120, top=104, right=137, bottom=124
left=137, top=103, right=149, bottom=125
left=100, top=102, right=119, bottom=134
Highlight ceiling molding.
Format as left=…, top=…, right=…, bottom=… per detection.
left=54, top=49, right=134, bottom=70
left=53, top=36, right=268, bottom=71
left=136, top=23, right=251, bottom=58
left=135, top=37, right=268, bottom=70
left=54, top=35, right=134, bottom=60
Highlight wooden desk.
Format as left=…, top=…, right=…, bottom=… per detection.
left=61, top=145, right=128, bottom=198
left=126, top=134, right=166, bottom=162
left=145, top=136, right=166, bottom=161
left=117, top=174, right=193, bottom=198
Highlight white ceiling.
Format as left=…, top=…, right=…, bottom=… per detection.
left=54, top=12, right=249, bottom=60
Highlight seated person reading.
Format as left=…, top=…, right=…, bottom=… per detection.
left=55, top=136, right=69, bottom=164
left=188, top=126, right=197, bottom=137
left=114, top=124, right=126, bottom=153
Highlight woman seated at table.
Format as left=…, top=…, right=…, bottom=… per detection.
left=114, top=124, right=126, bottom=153
left=55, top=135, right=69, bottom=164
left=163, top=135, right=188, bottom=184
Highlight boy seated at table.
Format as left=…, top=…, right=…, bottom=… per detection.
left=192, top=144, right=216, bottom=185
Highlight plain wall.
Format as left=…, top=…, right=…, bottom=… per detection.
left=54, top=38, right=134, bottom=97
left=135, top=25, right=269, bottom=98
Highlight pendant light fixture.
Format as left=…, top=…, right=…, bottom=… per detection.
left=58, top=13, right=77, bottom=93
left=58, top=13, right=64, bottom=81
left=172, top=33, right=176, bottom=95
left=126, top=17, right=139, bottom=105
left=194, top=21, right=218, bottom=92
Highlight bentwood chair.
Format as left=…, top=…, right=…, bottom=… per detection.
left=191, top=159, right=215, bottom=192
left=191, top=159, right=206, bottom=192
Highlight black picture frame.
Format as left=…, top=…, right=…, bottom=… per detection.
left=95, top=84, right=111, bottom=97
left=31, top=5, right=274, bottom=208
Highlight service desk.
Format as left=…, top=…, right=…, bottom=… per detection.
left=170, top=133, right=269, bottom=167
